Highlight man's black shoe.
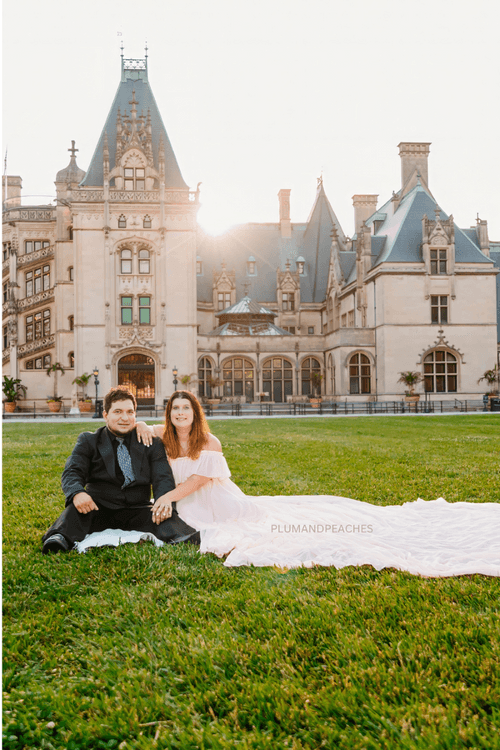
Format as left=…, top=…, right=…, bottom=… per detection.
left=42, top=533, right=70, bottom=554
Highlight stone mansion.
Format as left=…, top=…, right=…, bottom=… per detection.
left=3, top=55, right=499, bottom=408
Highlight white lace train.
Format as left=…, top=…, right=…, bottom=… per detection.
left=76, top=451, right=500, bottom=577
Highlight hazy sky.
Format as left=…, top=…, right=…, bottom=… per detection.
left=3, top=0, right=499, bottom=237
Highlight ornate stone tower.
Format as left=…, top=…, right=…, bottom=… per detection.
left=68, top=51, right=200, bottom=405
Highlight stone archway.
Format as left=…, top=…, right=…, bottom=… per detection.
left=117, top=353, right=155, bottom=405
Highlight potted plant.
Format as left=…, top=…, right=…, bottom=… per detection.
left=398, top=371, right=424, bottom=402
left=72, top=372, right=93, bottom=412
left=207, top=375, right=223, bottom=406
left=179, top=373, right=198, bottom=392
left=478, top=366, right=499, bottom=397
left=47, top=362, right=66, bottom=412
left=2, top=376, right=27, bottom=413
left=309, top=371, right=323, bottom=408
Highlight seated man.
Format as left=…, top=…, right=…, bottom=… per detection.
left=42, top=386, right=199, bottom=553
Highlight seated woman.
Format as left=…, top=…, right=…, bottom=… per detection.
left=127, top=391, right=500, bottom=578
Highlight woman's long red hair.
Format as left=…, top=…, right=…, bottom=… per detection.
left=162, top=391, right=210, bottom=459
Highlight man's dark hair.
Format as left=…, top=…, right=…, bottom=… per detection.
left=103, top=387, right=137, bottom=413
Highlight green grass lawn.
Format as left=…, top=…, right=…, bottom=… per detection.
left=3, top=416, right=500, bottom=750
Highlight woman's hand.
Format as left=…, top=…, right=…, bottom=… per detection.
left=151, top=493, right=174, bottom=524
left=136, top=421, right=155, bottom=446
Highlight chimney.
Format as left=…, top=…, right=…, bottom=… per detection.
left=352, top=195, right=378, bottom=237
left=476, top=218, right=490, bottom=257
left=278, top=189, right=291, bottom=238
left=2, top=175, right=22, bottom=208
left=398, top=142, right=431, bottom=189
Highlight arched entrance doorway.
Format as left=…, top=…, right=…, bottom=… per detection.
left=118, top=353, right=155, bottom=405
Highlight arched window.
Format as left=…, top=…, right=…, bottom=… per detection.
left=68, top=351, right=74, bottom=368
left=424, top=350, right=457, bottom=393
left=143, top=215, right=152, bottom=229
left=262, top=357, right=293, bottom=403
left=118, top=215, right=127, bottom=228
left=222, top=357, right=254, bottom=400
left=198, top=357, right=213, bottom=399
left=301, top=357, right=321, bottom=396
left=138, top=249, right=150, bottom=274
left=120, top=248, right=132, bottom=274
left=118, top=353, right=155, bottom=404
left=349, top=353, right=371, bottom=394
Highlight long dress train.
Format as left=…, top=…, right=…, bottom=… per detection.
left=76, top=450, right=500, bottom=577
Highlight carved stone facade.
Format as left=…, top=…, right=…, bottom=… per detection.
left=2, top=57, right=499, bottom=409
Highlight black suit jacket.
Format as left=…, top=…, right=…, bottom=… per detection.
left=61, top=426, right=175, bottom=509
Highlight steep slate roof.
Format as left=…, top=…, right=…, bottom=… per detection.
left=215, top=296, right=275, bottom=316
left=196, top=182, right=345, bottom=306
left=81, top=70, right=187, bottom=189
left=366, top=182, right=493, bottom=266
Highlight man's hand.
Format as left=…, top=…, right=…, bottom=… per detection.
left=151, top=493, right=173, bottom=525
left=73, top=492, right=99, bottom=514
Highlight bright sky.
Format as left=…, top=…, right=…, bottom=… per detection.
left=2, top=0, right=500, bottom=237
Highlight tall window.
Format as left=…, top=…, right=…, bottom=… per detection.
left=431, top=296, right=448, bottom=324
left=138, top=249, right=150, bottom=274
left=25, top=240, right=49, bottom=255
left=222, top=357, right=255, bottom=400
left=198, top=357, right=213, bottom=398
left=25, top=266, right=50, bottom=297
left=25, top=309, right=50, bottom=342
left=196, top=259, right=203, bottom=275
left=3, top=326, right=8, bottom=351
left=348, top=310, right=354, bottom=327
left=218, top=292, right=231, bottom=311
left=68, top=351, right=74, bottom=368
left=139, top=296, right=151, bottom=324
left=69, top=266, right=74, bottom=280
left=328, top=354, right=335, bottom=396
left=301, top=357, right=321, bottom=396
left=282, top=292, right=295, bottom=311
left=341, top=313, right=347, bottom=328
left=143, top=215, right=152, bottom=228
left=430, top=248, right=447, bottom=275
left=262, top=357, right=293, bottom=403
left=120, top=249, right=132, bottom=274
left=349, top=353, right=371, bottom=394
left=121, top=296, right=133, bottom=325
left=3, top=282, right=8, bottom=304
left=124, top=168, right=145, bottom=191
left=118, top=215, right=127, bottom=228
left=3, top=242, right=10, bottom=261
left=424, top=351, right=457, bottom=393
left=69, top=315, right=74, bottom=331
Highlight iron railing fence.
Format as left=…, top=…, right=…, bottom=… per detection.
left=3, top=399, right=491, bottom=419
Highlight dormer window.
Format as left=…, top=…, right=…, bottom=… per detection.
left=124, top=167, right=145, bottom=191
left=138, top=249, right=150, bottom=274
left=121, top=248, right=132, bottom=274
left=118, top=215, right=127, bottom=229
left=196, top=257, right=203, bottom=275
left=143, top=215, right=152, bottom=229
left=282, top=292, right=295, bottom=312
left=296, top=256, right=305, bottom=274
left=247, top=256, right=256, bottom=275
left=430, top=248, right=447, bottom=275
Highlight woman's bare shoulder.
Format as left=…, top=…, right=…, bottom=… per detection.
left=205, top=433, right=223, bottom=452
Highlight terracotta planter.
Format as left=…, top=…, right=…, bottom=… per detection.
left=4, top=402, right=16, bottom=413
left=79, top=401, right=93, bottom=412
left=309, top=398, right=322, bottom=409
left=404, top=395, right=420, bottom=403
left=207, top=399, right=221, bottom=408
left=47, top=402, right=62, bottom=413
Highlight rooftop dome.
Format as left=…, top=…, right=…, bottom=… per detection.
left=56, top=141, right=86, bottom=185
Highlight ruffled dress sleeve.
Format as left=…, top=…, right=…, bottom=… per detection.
left=178, top=450, right=231, bottom=480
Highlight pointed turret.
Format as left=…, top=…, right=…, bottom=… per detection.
left=81, top=55, right=187, bottom=189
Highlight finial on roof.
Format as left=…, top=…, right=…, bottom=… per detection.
left=317, top=174, right=323, bottom=188
left=68, top=140, right=78, bottom=159
left=243, top=281, right=251, bottom=296
left=434, top=206, right=441, bottom=220
left=145, top=41, right=148, bottom=59
left=285, top=258, right=291, bottom=271
left=330, top=225, right=338, bottom=241
left=416, top=170, right=422, bottom=185
left=476, top=212, right=481, bottom=223
left=56, top=140, right=85, bottom=185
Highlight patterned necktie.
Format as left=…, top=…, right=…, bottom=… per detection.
left=116, top=438, right=135, bottom=487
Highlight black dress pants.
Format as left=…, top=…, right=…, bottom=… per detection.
left=42, top=502, right=200, bottom=547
